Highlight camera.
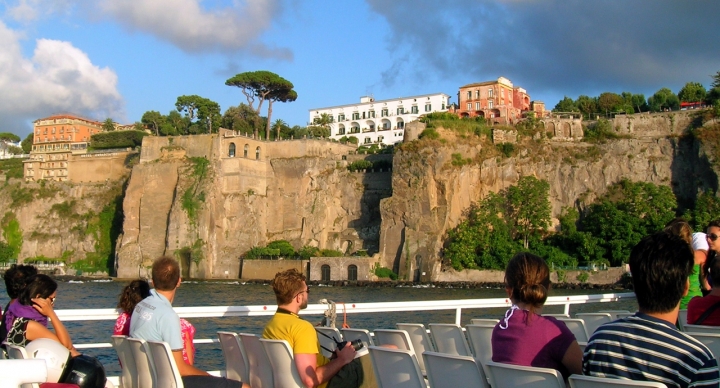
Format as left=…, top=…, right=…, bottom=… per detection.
left=336, top=339, right=364, bottom=352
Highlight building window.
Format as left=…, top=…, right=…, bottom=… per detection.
left=467, top=91, right=471, bottom=100
left=364, top=137, right=371, bottom=144
left=338, top=126, right=346, bottom=135
left=475, top=90, right=480, bottom=99
left=352, top=112, right=360, bottom=120
left=378, top=136, right=384, bottom=143
left=466, top=103, right=471, bottom=110
left=228, top=143, right=236, bottom=157
left=425, top=104, right=432, bottom=112
left=381, top=109, right=388, bottom=117
left=398, top=121, right=405, bottom=129
left=442, top=103, right=446, bottom=110
left=411, top=106, right=418, bottom=114
left=321, top=265, right=331, bottom=282
left=244, top=144, right=248, bottom=158
left=338, top=114, right=345, bottom=121
left=488, top=88, right=493, bottom=97
left=348, top=265, right=358, bottom=281
left=475, top=102, right=480, bottom=110
left=369, top=110, right=375, bottom=118
left=256, top=146, right=261, bottom=160
left=489, top=100, right=493, bottom=109
left=397, top=107, right=404, bottom=115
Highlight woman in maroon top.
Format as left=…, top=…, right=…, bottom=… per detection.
left=688, top=240, right=720, bottom=325
left=491, top=252, right=583, bottom=378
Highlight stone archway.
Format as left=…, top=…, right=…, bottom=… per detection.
left=562, top=122, right=571, bottom=137
left=547, top=122, right=556, bottom=137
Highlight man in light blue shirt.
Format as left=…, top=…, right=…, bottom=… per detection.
left=130, top=256, right=248, bottom=388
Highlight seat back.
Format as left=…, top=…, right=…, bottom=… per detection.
left=615, top=312, right=635, bottom=320
left=217, top=331, right=249, bottom=383
left=315, top=327, right=342, bottom=359
left=686, top=332, right=720, bottom=360
left=368, top=346, right=425, bottom=388
left=423, top=351, right=489, bottom=388
left=147, top=341, right=184, bottom=388
left=0, top=359, right=47, bottom=388
left=568, top=374, right=666, bottom=388
left=428, top=323, right=472, bottom=356
left=239, top=333, right=274, bottom=388
left=684, top=324, right=720, bottom=334
left=373, top=329, right=413, bottom=352
left=260, top=339, right=304, bottom=388
left=466, top=324, right=494, bottom=370
left=598, top=310, right=631, bottom=320
left=111, top=335, right=138, bottom=388
left=396, top=323, right=434, bottom=373
left=341, top=328, right=375, bottom=347
left=678, top=309, right=688, bottom=331
left=470, top=319, right=500, bottom=325
left=574, top=313, right=612, bottom=336
left=127, top=337, right=157, bottom=388
left=557, top=318, right=589, bottom=342
left=3, top=344, right=37, bottom=388
left=485, top=360, right=565, bottom=388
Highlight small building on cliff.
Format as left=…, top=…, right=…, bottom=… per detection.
left=309, top=93, right=452, bottom=147
left=457, top=77, right=548, bottom=124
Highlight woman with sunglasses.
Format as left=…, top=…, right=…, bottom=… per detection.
left=3, top=274, right=79, bottom=356
left=702, top=221, right=720, bottom=290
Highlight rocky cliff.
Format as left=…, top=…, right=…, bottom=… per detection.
left=115, top=133, right=391, bottom=278
left=379, top=111, right=719, bottom=281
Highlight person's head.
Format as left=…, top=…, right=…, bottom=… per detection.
left=3, top=264, right=38, bottom=300
left=709, top=255, right=720, bottom=288
left=270, top=269, right=309, bottom=308
left=504, top=252, right=550, bottom=315
left=18, top=274, right=57, bottom=307
left=151, top=256, right=180, bottom=291
left=117, top=279, right=151, bottom=312
left=664, top=218, right=693, bottom=246
left=630, top=231, right=693, bottom=313
left=706, top=220, right=720, bottom=252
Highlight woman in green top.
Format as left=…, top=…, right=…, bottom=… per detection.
left=665, top=218, right=703, bottom=309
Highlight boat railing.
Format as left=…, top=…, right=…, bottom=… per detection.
left=56, top=292, right=635, bottom=351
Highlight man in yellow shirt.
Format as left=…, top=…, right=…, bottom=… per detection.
left=263, top=269, right=362, bottom=388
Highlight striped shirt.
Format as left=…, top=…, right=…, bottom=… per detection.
left=583, top=313, right=719, bottom=388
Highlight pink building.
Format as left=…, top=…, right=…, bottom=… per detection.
left=457, top=77, right=531, bottom=124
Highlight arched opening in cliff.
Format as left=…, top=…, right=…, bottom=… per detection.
left=547, top=122, right=556, bottom=137
left=255, top=146, right=261, bottom=160
left=228, top=143, right=236, bottom=158
left=243, top=144, right=248, bottom=158
left=562, top=122, right=571, bottom=137
left=348, top=265, right=357, bottom=281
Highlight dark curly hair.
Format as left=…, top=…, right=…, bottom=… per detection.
left=117, top=279, right=151, bottom=313
left=3, top=264, right=38, bottom=299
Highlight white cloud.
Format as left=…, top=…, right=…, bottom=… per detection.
left=97, top=0, right=292, bottom=59
left=0, top=20, right=123, bottom=133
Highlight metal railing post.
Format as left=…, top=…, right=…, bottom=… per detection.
left=455, top=307, right=462, bottom=325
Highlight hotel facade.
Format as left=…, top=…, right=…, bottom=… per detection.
left=456, top=77, right=532, bottom=124
left=309, top=93, right=451, bottom=146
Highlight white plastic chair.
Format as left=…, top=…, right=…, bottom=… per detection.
left=396, top=323, right=435, bottom=373
left=260, top=339, right=304, bottom=388
left=341, top=328, right=375, bottom=347
left=368, top=346, right=426, bottom=388
left=0, top=359, right=48, bottom=388
left=615, top=312, right=635, bottom=320
left=428, top=323, right=472, bottom=356
left=147, top=341, right=184, bottom=388
left=239, top=333, right=274, bottom=388
left=568, top=374, right=665, bottom=388
left=470, top=319, right=500, bottom=325
left=111, top=335, right=138, bottom=388
left=686, top=332, right=720, bottom=359
left=423, top=351, right=489, bottom=388
left=557, top=318, right=589, bottom=342
left=373, top=329, right=413, bottom=352
left=466, top=324, right=494, bottom=372
left=598, top=310, right=631, bottom=320
left=485, top=360, right=566, bottom=388
left=575, top=313, right=612, bottom=336
left=316, top=327, right=342, bottom=359
left=684, top=324, right=720, bottom=334
left=3, top=343, right=38, bottom=388
left=544, top=314, right=571, bottom=318
left=127, top=337, right=157, bottom=388
left=678, top=309, right=689, bottom=331
left=217, top=331, right=249, bottom=383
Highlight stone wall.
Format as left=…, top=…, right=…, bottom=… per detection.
left=309, top=257, right=379, bottom=281
left=240, top=259, right=309, bottom=280
left=69, top=150, right=135, bottom=183
left=435, top=267, right=628, bottom=285
left=140, top=134, right=215, bottom=162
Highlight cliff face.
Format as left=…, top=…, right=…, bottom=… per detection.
left=115, top=134, right=391, bottom=278
left=379, top=111, right=719, bottom=281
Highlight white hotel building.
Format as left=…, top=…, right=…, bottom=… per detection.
left=309, top=93, right=451, bottom=146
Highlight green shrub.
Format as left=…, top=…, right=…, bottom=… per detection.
left=374, top=266, right=397, bottom=280
left=496, top=142, right=515, bottom=157
left=267, top=240, right=296, bottom=257
left=451, top=153, right=472, bottom=167
left=89, top=130, right=147, bottom=149
left=319, top=249, right=343, bottom=257
left=419, top=128, right=440, bottom=140
left=347, top=136, right=359, bottom=145
left=298, top=245, right=319, bottom=259
left=348, top=160, right=372, bottom=172
left=244, top=247, right=282, bottom=260
left=0, top=159, right=24, bottom=180
left=576, top=271, right=590, bottom=283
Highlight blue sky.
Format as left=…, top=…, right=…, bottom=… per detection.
left=1, top=0, right=719, bottom=136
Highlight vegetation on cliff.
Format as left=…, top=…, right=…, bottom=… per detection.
left=90, top=130, right=147, bottom=150
left=443, top=177, right=712, bottom=270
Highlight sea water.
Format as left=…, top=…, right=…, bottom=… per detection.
left=0, top=279, right=636, bottom=376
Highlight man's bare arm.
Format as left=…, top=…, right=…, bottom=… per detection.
left=294, top=344, right=355, bottom=388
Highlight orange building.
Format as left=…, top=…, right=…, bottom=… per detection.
left=457, top=77, right=531, bottom=124
left=24, top=114, right=103, bottom=182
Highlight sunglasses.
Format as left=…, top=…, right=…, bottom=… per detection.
left=49, top=296, right=56, bottom=306
left=708, top=234, right=719, bottom=242
left=295, top=288, right=310, bottom=298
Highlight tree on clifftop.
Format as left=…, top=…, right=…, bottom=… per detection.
left=678, top=82, right=707, bottom=103
left=175, top=95, right=221, bottom=134
left=102, top=118, right=115, bottom=131
left=225, top=71, right=296, bottom=139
